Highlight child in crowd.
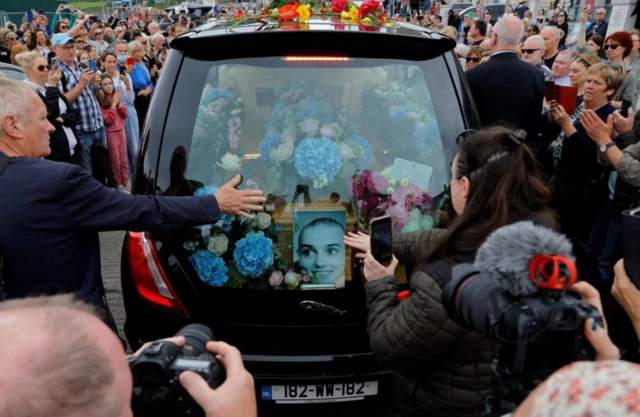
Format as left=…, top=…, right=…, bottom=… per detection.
left=98, top=74, right=130, bottom=193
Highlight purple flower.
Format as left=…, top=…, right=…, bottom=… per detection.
left=393, top=182, right=423, bottom=210
left=349, top=177, right=366, bottom=199
left=386, top=205, right=410, bottom=234
left=365, top=172, right=388, bottom=195
left=363, top=195, right=380, bottom=211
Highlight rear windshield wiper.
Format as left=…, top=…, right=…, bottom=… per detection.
left=299, top=300, right=347, bottom=316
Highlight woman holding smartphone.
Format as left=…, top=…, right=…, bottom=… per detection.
left=126, top=40, right=154, bottom=135
left=344, top=127, right=557, bottom=417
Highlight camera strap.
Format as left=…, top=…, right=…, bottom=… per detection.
left=0, top=154, right=12, bottom=302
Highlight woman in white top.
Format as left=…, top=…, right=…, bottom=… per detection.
left=101, top=51, right=140, bottom=178
left=15, top=51, right=79, bottom=163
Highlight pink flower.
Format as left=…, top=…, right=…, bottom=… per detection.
left=393, top=182, right=422, bottom=210
left=386, top=205, right=410, bottom=234
left=365, top=172, right=388, bottom=195
left=302, top=275, right=311, bottom=282
left=349, top=178, right=366, bottom=198
left=229, top=133, right=239, bottom=149
left=269, top=271, right=284, bottom=286
left=363, top=195, right=380, bottom=211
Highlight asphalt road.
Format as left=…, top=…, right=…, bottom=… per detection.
left=99, top=231, right=394, bottom=417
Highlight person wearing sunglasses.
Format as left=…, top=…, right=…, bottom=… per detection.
left=551, top=10, right=569, bottom=49
left=15, top=51, right=79, bottom=164
left=604, top=31, right=637, bottom=110
left=466, top=46, right=484, bottom=70
left=521, top=35, right=552, bottom=79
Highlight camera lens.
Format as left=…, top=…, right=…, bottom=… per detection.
left=175, top=324, right=214, bottom=357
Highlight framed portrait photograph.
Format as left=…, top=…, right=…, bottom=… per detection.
left=293, top=210, right=347, bottom=289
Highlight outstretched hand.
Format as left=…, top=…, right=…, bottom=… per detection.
left=214, top=175, right=266, bottom=219
left=343, top=231, right=371, bottom=259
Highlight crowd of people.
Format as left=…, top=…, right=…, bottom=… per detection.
left=0, top=4, right=192, bottom=192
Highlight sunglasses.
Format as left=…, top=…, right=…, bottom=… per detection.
left=60, top=25, right=68, bottom=29
left=7, top=37, right=18, bottom=41
left=521, top=48, right=541, bottom=54
left=557, top=13, right=565, bottom=17
left=94, top=32, right=103, bottom=35
left=36, top=64, right=51, bottom=72
left=604, top=44, right=620, bottom=50
left=467, top=57, right=481, bottom=63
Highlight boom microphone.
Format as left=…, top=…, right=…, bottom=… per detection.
left=473, top=221, right=575, bottom=296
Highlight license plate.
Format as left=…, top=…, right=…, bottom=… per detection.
left=261, top=381, right=378, bottom=404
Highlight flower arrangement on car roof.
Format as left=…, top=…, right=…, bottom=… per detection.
left=259, top=79, right=373, bottom=193
left=227, top=0, right=390, bottom=30
left=183, top=184, right=320, bottom=290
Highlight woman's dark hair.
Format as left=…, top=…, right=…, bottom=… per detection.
left=590, top=34, right=604, bottom=50
left=53, top=20, right=67, bottom=34
left=420, top=126, right=557, bottom=265
left=100, top=51, right=117, bottom=63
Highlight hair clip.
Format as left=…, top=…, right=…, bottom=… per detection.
left=508, top=129, right=526, bottom=146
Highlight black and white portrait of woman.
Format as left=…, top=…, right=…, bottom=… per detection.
left=293, top=210, right=347, bottom=289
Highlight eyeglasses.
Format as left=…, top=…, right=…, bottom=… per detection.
left=60, top=25, right=68, bottom=29
left=603, top=44, right=620, bottom=50
left=94, top=31, right=103, bottom=35
left=467, top=57, right=481, bottom=63
left=141, top=41, right=148, bottom=45
left=36, top=64, right=51, bottom=72
left=7, top=37, right=18, bottom=41
left=522, top=48, right=541, bottom=54
left=557, top=13, right=565, bottom=17
left=60, top=45, right=75, bottom=50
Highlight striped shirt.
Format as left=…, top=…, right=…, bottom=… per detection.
left=59, top=60, right=104, bottom=133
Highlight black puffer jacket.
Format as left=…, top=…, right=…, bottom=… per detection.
left=364, top=229, right=493, bottom=417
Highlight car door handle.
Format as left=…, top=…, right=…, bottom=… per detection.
left=299, top=300, right=347, bottom=316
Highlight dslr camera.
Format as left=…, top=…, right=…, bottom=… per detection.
left=441, top=260, right=603, bottom=415
left=129, top=324, right=225, bottom=417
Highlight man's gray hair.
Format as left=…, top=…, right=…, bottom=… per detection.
left=493, top=15, right=524, bottom=47
left=0, top=295, right=117, bottom=417
left=558, top=48, right=576, bottom=59
left=0, top=79, right=34, bottom=136
left=527, top=35, right=545, bottom=51
left=542, top=25, right=561, bottom=40
left=149, top=33, right=164, bottom=46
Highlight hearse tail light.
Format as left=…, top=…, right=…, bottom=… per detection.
left=127, top=232, right=189, bottom=316
left=284, top=56, right=350, bottom=62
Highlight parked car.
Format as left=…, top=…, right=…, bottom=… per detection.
left=0, top=63, right=26, bottom=81
left=121, top=14, right=478, bottom=414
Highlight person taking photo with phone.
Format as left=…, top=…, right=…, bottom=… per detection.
left=125, top=40, right=153, bottom=135
left=343, top=126, right=557, bottom=417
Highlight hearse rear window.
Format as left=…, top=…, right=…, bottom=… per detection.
left=163, top=56, right=459, bottom=291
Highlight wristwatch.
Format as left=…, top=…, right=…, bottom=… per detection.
left=599, top=142, right=616, bottom=153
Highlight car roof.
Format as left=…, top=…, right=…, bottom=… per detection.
left=179, top=14, right=450, bottom=39
left=171, top=15, right=456, bottom=60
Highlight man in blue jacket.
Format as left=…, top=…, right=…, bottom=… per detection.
left=0, top=79, right=265, bottom=310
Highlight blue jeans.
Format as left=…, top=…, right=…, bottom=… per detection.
left=77, top=128, right=106, bottom=174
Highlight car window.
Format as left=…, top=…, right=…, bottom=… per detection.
left=158, top=55, right=464, bottom=291
left=0, top=68, right=26, bottom=81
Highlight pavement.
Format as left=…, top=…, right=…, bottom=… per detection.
left=99, top=231, right=394, bottom=417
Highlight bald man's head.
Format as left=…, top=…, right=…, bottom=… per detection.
left=595, top=8, right=606, bottom=22
left=491, top=15, right=524, bottom=51
left=0, top=296, right=131, bottom=417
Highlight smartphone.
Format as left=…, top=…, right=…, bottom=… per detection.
left=370, top=215, right=393, bottom=266
left=622, top=99, right=633, bottom=117
left=79, top=63, right=88, bottom=70
left=88, top=58, right=97, bottom=73
left=584, top=0, right=595, bottom=12
left=545, top=80, right=556, bottom=102
left=51, top=57, right=60, bottom=72
left=126, top=56, right=134, bottom=67
left=119, top=66, right=127, bottom=76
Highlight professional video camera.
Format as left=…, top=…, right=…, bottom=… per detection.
left=129, top=324, right=225, bottom=417
left=441, top=221, right=603, bottom=416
